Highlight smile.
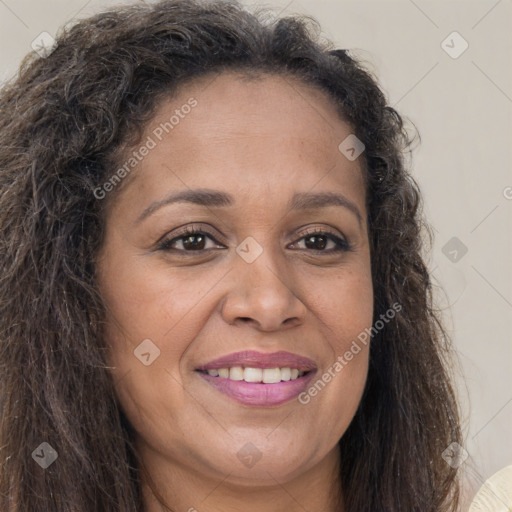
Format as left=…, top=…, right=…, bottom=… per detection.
left=195, top=351, right=317, bottom=406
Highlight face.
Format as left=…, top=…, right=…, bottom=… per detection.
left=96, top=72, right=373, bottom=490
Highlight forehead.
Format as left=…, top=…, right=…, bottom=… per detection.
left=152, top=72, right=351, bottom=153
left=108, top=72, right=366, bottom=212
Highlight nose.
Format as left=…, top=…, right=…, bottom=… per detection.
left=220, top=248, right=307, bottom=332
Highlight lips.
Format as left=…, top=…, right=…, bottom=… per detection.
left=195, top=350, right=317, bottom=407
left=195, top=350, right=317, bottom=372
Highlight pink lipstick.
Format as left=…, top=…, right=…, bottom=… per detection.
left=196, top=350, right=317, bottom=407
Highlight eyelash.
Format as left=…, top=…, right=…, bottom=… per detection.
left=156, top=225, right=353, bottom=255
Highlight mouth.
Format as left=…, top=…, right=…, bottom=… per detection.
left=195, top=350, right=317, bottom=407
left=197, top=366, right=311, bottom=383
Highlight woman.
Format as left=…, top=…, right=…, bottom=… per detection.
left=0, top=0, right=463, bottom=510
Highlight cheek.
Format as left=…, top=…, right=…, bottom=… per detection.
left=299, top=265, right=373, bottom=429
left=98, top=256, right=222, bottom=366
left=97, top=262, right=203, bottom=445
left=311, top=265, right=374, bottom=346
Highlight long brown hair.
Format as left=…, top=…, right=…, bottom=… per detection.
left=0, top=1, right=462, bottom=510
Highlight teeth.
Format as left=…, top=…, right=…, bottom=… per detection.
left=205, top=366, right=307, bottom=383
left=280, top=367, right=291, bottom=381
left=218, top=368, right=229, bottom=378
left=229, top=366, right=244, bottom=381
left=243, top=367, right=262, bottom=382
left=262, top=368, right=281, bottom=383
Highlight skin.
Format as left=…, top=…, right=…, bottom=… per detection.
left=96, top=72, right=373, bottom=512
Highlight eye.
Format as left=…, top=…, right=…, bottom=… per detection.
left=290, top=228, right=352, bottom=253
left=156, top=226, right=225, bottom=253
left=156, top=225, right=352, bottom=255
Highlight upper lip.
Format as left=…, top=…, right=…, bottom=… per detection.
left=196, top=350, right=317, bottom=372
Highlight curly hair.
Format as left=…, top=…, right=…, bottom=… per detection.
left=0, top=0, right=462, bottom=510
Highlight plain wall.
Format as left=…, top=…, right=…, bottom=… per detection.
left=1, top=0, right=510, bottom=508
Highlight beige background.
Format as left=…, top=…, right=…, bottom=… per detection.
left=1, top=0, right=511, bottom=508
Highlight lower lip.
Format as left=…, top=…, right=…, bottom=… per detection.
left=197, top=371, right=317, bottom=407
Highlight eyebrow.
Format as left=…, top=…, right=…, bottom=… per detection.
left=135, top=188, right=363, bottom=226
left=291, top=191, right=362, bottom=226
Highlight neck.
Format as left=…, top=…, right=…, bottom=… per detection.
left=139, top=443, right=344, bottom=512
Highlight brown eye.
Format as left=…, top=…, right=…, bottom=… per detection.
left=157, top=228, right=224, bottom=252
left=304, top=234, right=329, bottom=250
left=291, top=230, right=352, bottom=253
left=180, top=233, right=208, bottom=251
